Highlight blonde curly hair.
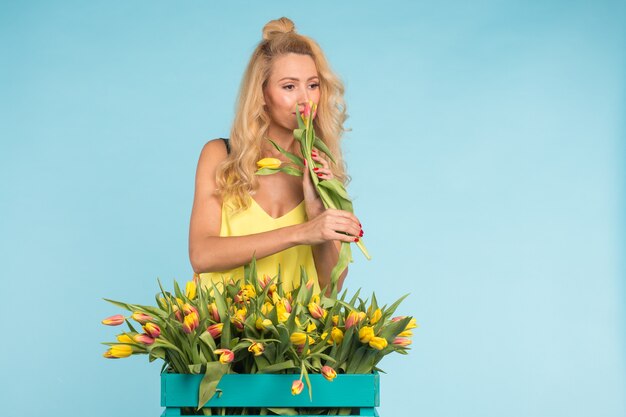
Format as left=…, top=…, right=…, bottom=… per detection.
left=216, top=17, right=349, bottom=211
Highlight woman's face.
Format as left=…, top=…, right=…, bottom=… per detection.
left=263, top=53, right=320, bottom=135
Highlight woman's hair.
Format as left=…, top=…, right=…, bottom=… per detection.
left=216, top=17, right=349, bottom=211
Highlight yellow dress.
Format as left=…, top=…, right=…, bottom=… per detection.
left=198, top=198, right=320, bottom=293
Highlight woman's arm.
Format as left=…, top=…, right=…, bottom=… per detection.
left=188, top=140, right=361, bottom=274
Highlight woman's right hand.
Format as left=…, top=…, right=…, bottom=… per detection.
left=295, top=208, right=362, bottom=246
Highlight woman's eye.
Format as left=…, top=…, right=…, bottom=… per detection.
left=309, top=83, right=320, bottom=89
left=282, top=85, right=295, bottom=90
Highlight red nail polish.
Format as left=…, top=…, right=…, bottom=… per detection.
left=354, top=237, right=359, bottom=242
left=313, top=167, right=319, bottom=171
left=359, top=230, right=364, bottom=237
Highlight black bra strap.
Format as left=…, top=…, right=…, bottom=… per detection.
left=221, top=138, right=231, bottom=154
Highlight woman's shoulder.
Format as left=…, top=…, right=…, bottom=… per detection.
left=198, top=138, right=229, bottom=163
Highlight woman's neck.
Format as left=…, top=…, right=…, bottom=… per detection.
left=264, top=126, right=298, bottom=156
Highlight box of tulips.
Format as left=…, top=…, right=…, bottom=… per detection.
left=101, top=261, right=416, bottom=416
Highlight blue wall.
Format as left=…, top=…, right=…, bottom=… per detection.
left=1, top=1, right=624, bottom=416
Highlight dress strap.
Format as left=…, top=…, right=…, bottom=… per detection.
left=221, top=138, right=231, bottom=154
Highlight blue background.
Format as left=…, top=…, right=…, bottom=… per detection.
left=1, top=1, right=624, bottom=416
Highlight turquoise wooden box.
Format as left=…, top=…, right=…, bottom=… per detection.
left=161, top=372, right=380, bottom=416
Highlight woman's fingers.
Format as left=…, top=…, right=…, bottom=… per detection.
left=311, top=149, right=334, bottom=180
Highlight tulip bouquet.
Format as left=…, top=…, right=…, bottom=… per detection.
left=101, top=261, right=415, bottom=415
left=256, top=101, right=371, bottom=292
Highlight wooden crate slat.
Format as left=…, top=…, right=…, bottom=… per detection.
left=161, top=372, right=379, bottom=408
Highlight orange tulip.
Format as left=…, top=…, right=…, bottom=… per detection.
left=247, top=342, right=265, bottom=356
left=393, top=337, right=412, bottom=347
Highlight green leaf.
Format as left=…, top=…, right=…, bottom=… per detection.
left=258, top=360, right=297, bottom=373
left=313, top=136, right=336, bottom=163
left=268, top=139, right=304, bottom=168
left=317, top=178, right=350, bottom=202
left=256, top=167, right=281, bottom=176
left=197, top=362, right=228, bottom=410
left=279, top=166, right=303, bottom=177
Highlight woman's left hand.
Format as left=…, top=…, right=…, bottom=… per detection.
left=302, top=148, right=333, bottom=218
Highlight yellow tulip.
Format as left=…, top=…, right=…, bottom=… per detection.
left=398, top=330, right=413, bottom=338
left=370, top=308, right=382, bottom=324
left=255, top=317, right=272, bottom=330
left=306, top=322, right=317, bottom=333
left=257, top=157, right=282, bottom=170
left=359, top=326, right=375, bottom=343
left=116, top=334, right=133, bottom=344
left=330, top=327, right=344, bottom=345
left=108, top=344, right=133, bottom=358
left=332, top=315, right=339, bottom=326
left=369, top=337, right=388, bottom=351
left=290, top=332, right=314, bottom=346
left=248, top=342, right=265, bottom=356
left=185, top=281, right=197, bottom=299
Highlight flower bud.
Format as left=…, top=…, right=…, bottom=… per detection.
left=330, top=327, right=344, bottom=345
left=134, top=333, right=155, bottom=345
left=207, top=323, right=223, bottom=338
left=308, top=302, right=326, bottom=320
left=257, top=158, right=282, bottom=170
left=291, top=380, right=304, bottom=396
left=131, top=312, right=153, bottom=324
left=321, top=365, right=337, bottom=382
left=106, top=344, right=133, bottom=358
left=116, top=334, right=133, bottom=344
left=102, top=314, right=125, bottom=326
left=213, top=348, right=234, bottom=364
left=143, top=322, right=161, bottom=338
left=208, top=303, right=220, bottom=322
left=369, top=336, right=388, bottom=351
left=393, top=337, right=412, bottom=347
left=247, top=341, right=265, bottom=356
left=370, top=308, right=382, bottom=324
left=185, top=281, right=197, bottom=299
left=359, top=326, right=375, bottom=343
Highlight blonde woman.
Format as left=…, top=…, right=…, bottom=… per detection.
left=189, top=17, right=362, bottom=294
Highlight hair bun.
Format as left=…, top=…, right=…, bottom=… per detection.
left=262, top=17, right=296, bottom=40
